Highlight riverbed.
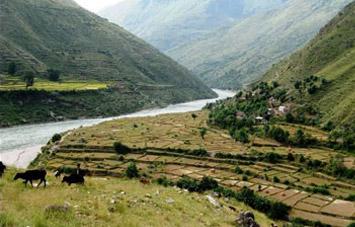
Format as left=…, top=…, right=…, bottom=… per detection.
left=0, top=89, right=235, bottom=168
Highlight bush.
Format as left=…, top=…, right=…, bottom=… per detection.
left=113, top=142, right=131, bottom=155
left=235, top=166, right=243, bottom=174
left=269, top=127, right=289, bottom=143
left=7, top=62, right=16, bottom=75
left=126, top=162, right=139, bottom=178
left=234, top=128, right=249, bottom=143
left=47, top=69, right=61, bottom=81
left=198, top=176, right=219, bottom=192
left=264, top=152, right=282, bottom=164
left=176, top=176, right=200, bottom=192
left=305, top=185, right=330, bottom=195
left=23, top=71, right=35, bottom=88
left=156, top=176, right=174, bottom=187
left=199, top=127, right=207, bottom=139
left=273, top=176, right=280, bottom=183
left=51, top=133, right=62, bottom=143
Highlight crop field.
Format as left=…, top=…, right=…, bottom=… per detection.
left=38, top=111, right=355, bottom=226
left=0, top=76, right=108, bottom=91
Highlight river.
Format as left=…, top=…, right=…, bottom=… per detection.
left=0, top=89, right=235, bottom=168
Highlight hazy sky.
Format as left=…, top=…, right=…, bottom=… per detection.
left=74, top=0, right=123, bottom=12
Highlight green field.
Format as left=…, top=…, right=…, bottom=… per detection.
left=0, top=76, right=108, bottom=91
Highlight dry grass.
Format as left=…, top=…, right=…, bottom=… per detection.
left=0, top=168, right=277, bottom=227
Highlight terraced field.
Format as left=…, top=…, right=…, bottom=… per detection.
left=39, top=111, right=355, bottom=226
left=0, top=76, right=108, bottom=91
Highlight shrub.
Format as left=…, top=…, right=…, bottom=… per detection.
left=47, top=69, right=61, bottom=81
left=113, top=142, right=131, bottom=155
left=269, top=127, right=289, bottom=143
left=176, top=176, right=199, bottom=192
left=287, top=153, right=295, bottom=161
left=156, top=176, right=174, bottom=187
left=23, top=71, right=35, bottom=88
left=51, top=133, right=62, bottom=143
left=7, top=62, right=16, bottom=75
left=273, top=176, right=280, bottom=183
left=190, top=148, right=208, bottom=157
left=126, top=162, right=139, bottom=178
left=305, top=185, right=330, bottom=195
left=235, top=166, right=243, bottom=174
left=264, top=152, right=282, bottom=164
left=198, top=176, right=219, bottom=192
left=234, top=128, right=249, bottom=143
left=199, top=127, right=207, bottom=139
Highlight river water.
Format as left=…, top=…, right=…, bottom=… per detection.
left=0, top=89, right=235, bottom=168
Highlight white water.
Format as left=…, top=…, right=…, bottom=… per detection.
left=0, top=89, right=235, bottom=168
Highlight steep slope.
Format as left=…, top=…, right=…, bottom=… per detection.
left=263, top=1, right=355, bottom=127
left=0, top=0, right=216, bottom=127
left=99, top=0, right=287, bottom=51
left=0, top=0, right=214, bottom=95
left=167, top=0, right=352, bottom=89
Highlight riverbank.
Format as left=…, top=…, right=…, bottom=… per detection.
left=0, top=85, right=217, bottom=128
left=0, top=89, right=235, bottom=168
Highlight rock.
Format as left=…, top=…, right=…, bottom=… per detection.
left=206, top=195, right=221, bottom=208
left=236, top=211, right=260, bottom=227
left=110, top=199, right=116, bottom=204
left=166, top=198, right=175, bottom=204
left=145, top=193, right=152, bottom=199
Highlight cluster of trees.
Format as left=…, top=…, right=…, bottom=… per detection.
left=265, top=126, right=317, bottom=147
left=294, top=75, right=329, bottom=95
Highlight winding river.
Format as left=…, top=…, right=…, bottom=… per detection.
left=0, top=89, right=235, bottom=168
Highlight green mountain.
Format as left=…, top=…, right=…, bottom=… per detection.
left=167, top=0, right=352, bottom=89
left=263, top=1, right=355, bottom=127
left=99, top=0, right=287, bottom=51
left=0, top=0, right=216, bottom=127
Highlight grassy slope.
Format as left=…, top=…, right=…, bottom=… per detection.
left=167, top=0, right=352, bottom=89
left=0, top=169, right=277, bottom=227
left=0, top=0, right=215, bottom=96
left=263, top=1, right=355, bottom=126
left=0, top=0, right=217, bottom=127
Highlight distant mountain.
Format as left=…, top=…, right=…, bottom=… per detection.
left=0, top=0, right=216, bottom=127
left=263, top=1, right=355, bottom=127
left=168, top=0, right=352, bottom=89
left=99, top=0, right=287, bottom=51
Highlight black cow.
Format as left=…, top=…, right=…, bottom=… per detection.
left=62, top=173, right=85, bottom=186
left=0, top=162, right=6, bottom=177
left=14, top=169, right=47, bottom=188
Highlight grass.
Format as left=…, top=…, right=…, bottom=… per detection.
left=0, top=168, right=277, bottom=227
left=0, top=76, right=108, bottom=91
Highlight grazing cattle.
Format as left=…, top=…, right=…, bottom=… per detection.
left=54, top=169, right=63, bottom=178
left=14, top=169, right=47, bottom=188
left=0, top=162, right=6, bottom=177
left=62, top=174, right=85, bottom=186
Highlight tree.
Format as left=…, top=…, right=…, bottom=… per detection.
left=234, top=128, right=249, bottom=143
left=294, top=80, right=302, bottom=90
left=51, top=133, right=62, bottom=143
left=113, top=142, right=131, bottom=155
left=272, top=81, right=279, bottom=89
left=7, top=62, right=16, bottom=75
left=126, top=162, right=139, bottom=178
left=47, top=69, right=61, bottom=81
left=294, top=129, right=306, bottom=146
left=199, top=127, right=207, bottom=139
left=23, top=72, right=34, bottom=88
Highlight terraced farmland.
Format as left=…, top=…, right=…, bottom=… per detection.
left=38, top=111, right=355, bottom=226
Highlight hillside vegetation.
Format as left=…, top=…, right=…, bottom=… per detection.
left=263, top=1, right=355, bottom=127
left=99, top=0, right=286, bottom=51
left=168, top=0, right=352, bottom=89
left=0, top=0, right=216, bottom=127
